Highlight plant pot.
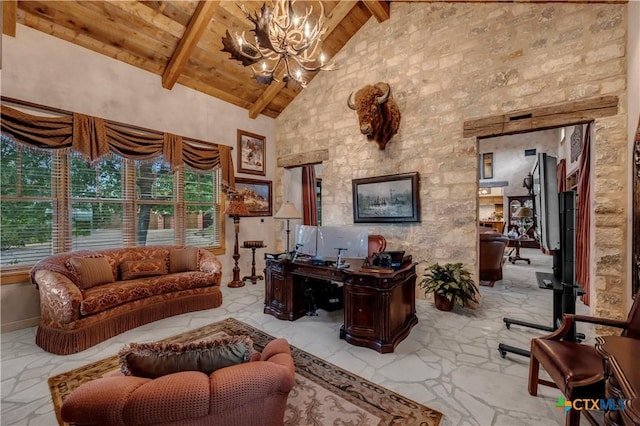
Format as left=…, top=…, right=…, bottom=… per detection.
left=434, top=294, right=454, bottom=311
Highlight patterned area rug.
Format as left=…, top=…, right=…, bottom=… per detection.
left=49, top=318, right=442, bottom=426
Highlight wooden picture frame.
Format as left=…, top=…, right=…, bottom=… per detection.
left=237, top=129, right=266, bottom=176
left=352, top=172, right=420, bottom=223
left=235, top=177, right=272, bottom=217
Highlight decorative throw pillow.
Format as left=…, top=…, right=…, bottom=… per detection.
left=68, top=256, right=115, bottom=290
left=169, top=247, right=199, bottom=273
left=120, top=258, right=168, bottom=281
left=118, top=335, right=254, bottom=379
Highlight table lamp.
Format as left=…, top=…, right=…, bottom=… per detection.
left=224, top=192, right=250, bottom=288
left=273, top=201, right=302, bottom=254
left=514, top=206, right=533, bottom=237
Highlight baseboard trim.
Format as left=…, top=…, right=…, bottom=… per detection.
left=1, top=317, right=39, bottom=333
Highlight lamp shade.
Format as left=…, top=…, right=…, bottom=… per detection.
left=224, top=193, right=250, bottom=216
left=273, top=202, right=302, bottom=219
left=514, top=206, right=533, bottom=218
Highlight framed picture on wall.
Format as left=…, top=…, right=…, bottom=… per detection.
left=235, top=177, right=272, bottom=216
left=237, top=129, right=266, bottom=176
left=352, top=172, right=420, bottom=223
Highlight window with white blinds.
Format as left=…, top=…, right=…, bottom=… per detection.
left=0, top=135, right=57, bottom=266
left=0, top=134, right=223, bottom=269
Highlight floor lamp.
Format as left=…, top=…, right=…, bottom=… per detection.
left=274, top=201, right=302, bottom=254
left=225, top=193, right=250, bottom=288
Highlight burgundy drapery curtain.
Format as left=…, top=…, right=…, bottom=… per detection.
left=301, top=165, right=318, bottom=226
left=576, top=123, right=591, bottom=305
left=557, top=159, right=566, bottom=193
left=1, top=104, right=234, bottom=186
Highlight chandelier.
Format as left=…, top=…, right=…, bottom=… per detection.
left=221, top=0, right=336, bottom=88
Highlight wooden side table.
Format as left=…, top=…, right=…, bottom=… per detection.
left=595, top=336, right=640, bottom=425
left=508, top=237, right=531, bottom=264
left=242, top=241, right=266, bottom=285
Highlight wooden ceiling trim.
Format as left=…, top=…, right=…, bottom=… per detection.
left=247, top=0, right=361, bottom=119
left=162, top=0, right=219, bottom=90
left=20, top=2, right=174, bottom=64
left=2, top=0, right=17, bottom=37
left=18, top=9, right=165, bottom=75
left=362, top=1, right=390, bottom=22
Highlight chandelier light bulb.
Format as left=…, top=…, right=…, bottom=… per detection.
left=320, top=53, right=324, bottom=65
left=262, top=62, right=266, bottom=71
left=304, top=22, right=310, bottom=38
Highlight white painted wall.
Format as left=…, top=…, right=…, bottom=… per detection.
left=0, top=24, right=276, bottom=331
left=479, top=129, right=561, bottom=196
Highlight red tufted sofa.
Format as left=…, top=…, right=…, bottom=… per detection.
left=30, top=246, right=222, bottom=355
left=60, top=338, right=295, bottom=426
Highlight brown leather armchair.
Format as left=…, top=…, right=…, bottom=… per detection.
left=368, top=234, right=387, bottom=257
left=479, top=229, right=509, bottom=287
left=528, top=295, right=640, bottom=426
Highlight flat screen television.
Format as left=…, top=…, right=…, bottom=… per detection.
left=532, top=153, right=561, bottom=252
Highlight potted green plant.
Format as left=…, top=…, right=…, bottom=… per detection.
left=419, top=262, right=479, bottom=311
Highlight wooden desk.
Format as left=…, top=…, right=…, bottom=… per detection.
left=595, top=336, right=640, bottom=426
left=264, top=258, right=418, bottom=353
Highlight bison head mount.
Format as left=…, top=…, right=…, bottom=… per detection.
left=347, top=82, right=401, bottom=150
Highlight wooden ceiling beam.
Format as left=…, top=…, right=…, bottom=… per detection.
left=3, top=0, right=17, bottom=37
left=162, top=0, right=219, bottom=90
left=248, top=1, right=359, bottom=119
left=362, top=1, right=390, bottom=23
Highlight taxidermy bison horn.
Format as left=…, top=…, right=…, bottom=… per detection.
left=347, top=92, right=356, bottom=110
left=376, top=84, right=391, bottom=105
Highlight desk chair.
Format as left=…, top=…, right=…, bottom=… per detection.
left=368, top=235, right=386, bottom=257
left=528, top=295, right=640, bottom=426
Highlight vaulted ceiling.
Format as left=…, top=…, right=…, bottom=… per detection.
left=2, top=1, right=391, bottom=119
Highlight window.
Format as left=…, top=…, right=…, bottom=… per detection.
left=0, top=134, right=223, bottom=269
left=480, top=152, right=493, bottom=179
left=71, top=152, right=124, bottom=251
left=0, top=136, right=56, bottom=266
left=135, top=158, right=175, bottom=246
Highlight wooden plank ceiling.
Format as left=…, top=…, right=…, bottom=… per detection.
left=5, top=1, right=385, bottom=119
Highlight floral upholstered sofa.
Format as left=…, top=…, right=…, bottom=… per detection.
left=30, top=246, right=222, bottom=355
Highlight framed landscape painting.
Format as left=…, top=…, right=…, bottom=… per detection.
left=237, top=129, right=266, bottom=175
left=235, top=177, right=272, bottom=217
left=352, top=172, right=420, bottom=223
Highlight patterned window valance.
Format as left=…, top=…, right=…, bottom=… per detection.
left=0, top=103, right=235, bottom=188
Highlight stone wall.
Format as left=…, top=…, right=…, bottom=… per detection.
left=275, top=2, right=629, bottom=319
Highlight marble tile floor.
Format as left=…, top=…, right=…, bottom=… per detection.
left=1, top=248, right=594, bottom=426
